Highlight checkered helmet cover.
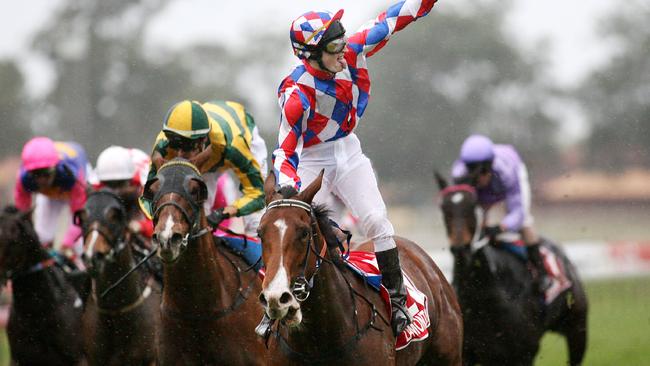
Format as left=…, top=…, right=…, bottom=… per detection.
left=290, top=9, right=344, bottom=60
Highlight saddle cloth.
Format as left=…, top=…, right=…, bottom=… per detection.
left=539, top=245, right=573, bottom=304
left=501, top=241, right=572, bottom=304
left=345, top=251, right=430, bottom=351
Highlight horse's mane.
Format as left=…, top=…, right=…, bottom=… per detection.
left=453, top=174, right=476, bottom=186
left=2, top=205, right=20, bottom=215
left=276, top=187, right=342, bottom=255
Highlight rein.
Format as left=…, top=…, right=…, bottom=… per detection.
left=5, top=257, right=58, bottom=281
left=160, top=241, right=258, bottom=321
left=95, top=278, right=153, bottom=316
left=265, top=198, right=389, bottom=361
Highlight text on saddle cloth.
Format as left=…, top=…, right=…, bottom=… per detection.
left=344, top=251, right=431, bottom=350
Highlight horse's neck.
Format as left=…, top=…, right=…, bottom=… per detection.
left=453, top=249, right=494, bottom=297
left=163, top=235, right=236, bottom=309
left=95, top=243, right=142, bottom=308
left=11, top=248, right=63, bottom=310
left=293, top=261, right=357, bottom=344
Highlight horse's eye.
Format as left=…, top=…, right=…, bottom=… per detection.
left=300, top=229, right=310, bottom=241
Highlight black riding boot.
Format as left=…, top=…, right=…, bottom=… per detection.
left=527, top=243, right=552, bottom=294
left=376, top=247, right=412, bottom=336
left=255, top=313, right=273, bottom=338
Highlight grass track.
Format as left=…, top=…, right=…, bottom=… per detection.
left=0, top=277, right=648, bottom=365
left=536, top=276, right=650, bottom=365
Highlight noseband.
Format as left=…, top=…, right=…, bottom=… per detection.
left=81, top=190, right=129, bottom=265
left=440, top=184, right=487, bottom=253
left=266, top=198, right=327, bottom=302
left=146, top=161, right=211, bottom=248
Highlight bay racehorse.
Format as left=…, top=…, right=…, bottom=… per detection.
left=77, top=190, right=161, bottom=365
left=0, top=206, right=85, bottom=365
left=435, top=173, right=588, bottom=366
left=257, top=171, right=463, bottom=365
left=144, top=160, right=266, bottom=365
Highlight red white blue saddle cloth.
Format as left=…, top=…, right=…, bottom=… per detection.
left=539, top=245, right=573, bottom=304
left=501, top=241, right=572, bottom=304
left=344, top=251, right=430, bottom=351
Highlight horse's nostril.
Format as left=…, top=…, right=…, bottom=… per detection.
left=170, top=233, right=184, bottom=246
left=279, top=292, right=292, bottom=305
left=259, top=293, right=267, bottom=306
left=152, top=233, right=159, bottom=244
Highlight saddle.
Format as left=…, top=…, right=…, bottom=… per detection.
left=493, top=240, right=572, bottom=304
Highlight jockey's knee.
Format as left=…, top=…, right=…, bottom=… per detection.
left=359, top=211, right=395, bottom=250
left=521, top=226, right=539, bottom=245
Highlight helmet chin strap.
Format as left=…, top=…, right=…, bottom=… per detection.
left=313, top=51, right=338, bottom=75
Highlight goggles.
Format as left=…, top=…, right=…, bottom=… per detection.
left=465, top=161, right=493, bottom=175
left=166, top=133, right=203, bottom=152
left=322, top=37, right=347, bottom=54
left=29, top=167, right=55, bottom=178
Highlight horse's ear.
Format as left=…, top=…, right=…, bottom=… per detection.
left=264, top=171, right=278, bottom=205
left=434, top=170, right=448, bottom=191
left=298, top=169, right=324, bottom=204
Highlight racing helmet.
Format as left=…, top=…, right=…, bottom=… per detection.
left=459, top=134, right=495, bottom=164
left=162, top=100, right=211, bottom=140
left=21, top=137, right=60, bottom=171
left=95, top=145, right=136, bottom=182
left=290, top=9, right=345, bottom=60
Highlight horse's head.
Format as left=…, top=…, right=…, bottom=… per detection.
left=77, top=190, right=129, bottom=275
left=435, top=172, right=482, bottom=255
left=0, top=206, right=39, bottom=286
left=143, top=159, right=208, bottom=264
left=257, top=171, right=325, bottom=327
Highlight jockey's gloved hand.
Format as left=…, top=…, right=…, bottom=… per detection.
left=207, top=208, right=230, bottom=229
left=483, top=225, right=502, bottom=239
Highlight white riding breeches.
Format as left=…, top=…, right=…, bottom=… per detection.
left=297, top=133, right=396, bottom=252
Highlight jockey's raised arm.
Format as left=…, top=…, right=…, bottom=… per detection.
left=349, top=0, right=438, bottom=58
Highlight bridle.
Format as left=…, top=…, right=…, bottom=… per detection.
left=80, top=191, right=129, bottom=268
left=439, top=184, right=488, bottom=254
left=146, top=161, right=212, bottom=255
left=264, top=198, right=390, bottom=362
left=266, top=198, right=327, bottom=302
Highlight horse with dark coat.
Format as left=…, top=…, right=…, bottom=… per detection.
left=257, top=171, right=463, bottom=365
left=0, top=206, right=85, bottom=365
left=143, top=160, right=266, bottom=365
left=435, top=173, right=588, bottom=366
left=77, top=190, right=161, bottom=365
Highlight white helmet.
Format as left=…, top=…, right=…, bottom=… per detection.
left=96, top=146, right=136, bottom=182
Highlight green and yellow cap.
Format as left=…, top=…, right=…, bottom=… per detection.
left=162, top=100, right=211, bottom=139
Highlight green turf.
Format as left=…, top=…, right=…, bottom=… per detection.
left=0, top=277, right=648, bottom=365
left=536, top=276, right=650, bottom=366
left=0, top=331, right=7, bottom=366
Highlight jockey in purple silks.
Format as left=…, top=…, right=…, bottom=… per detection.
left=260, top=0, right=441, bottom=338
left=451, top=134, right=551, bottom=293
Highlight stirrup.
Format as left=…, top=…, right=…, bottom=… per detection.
left=391, top=302, right=413, bottom=336
left=255, top=314, right=273, bottom=338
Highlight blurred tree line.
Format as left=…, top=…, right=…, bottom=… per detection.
left=0, top=0, right=648, bottom=203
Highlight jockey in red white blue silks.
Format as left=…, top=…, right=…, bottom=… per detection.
left=451, top=134, right=551, bottom=292
left=268, top=0, right=439, bottom=337
left=14, top=137, right=89, bottom=258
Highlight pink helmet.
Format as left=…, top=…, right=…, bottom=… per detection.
left=21, top=137, right=60, bottom=171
